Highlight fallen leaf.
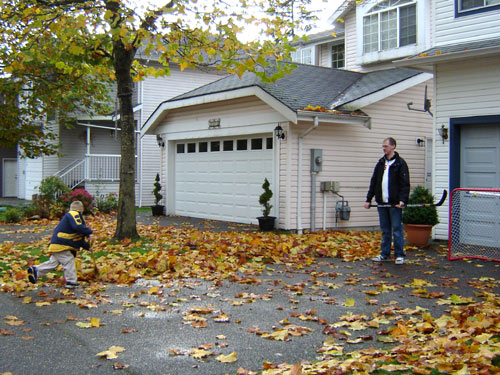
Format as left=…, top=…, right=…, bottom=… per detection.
left=96, top=346, right=125, bottom=360
left=216, top=352, right=238, bottom=363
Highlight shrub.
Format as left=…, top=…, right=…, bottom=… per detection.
left=152, top=173, right=163, bottom=206
left=37, top=176, right=70, bottom=202
left=60, top=188, right=94, bottom=214
left=3, top=207, right=22, bottom=223
left=95, top=192, right=118, bottom=213
left=402, top=186, right=439, bottom=226
left=259, top=178, right=273, bottom=217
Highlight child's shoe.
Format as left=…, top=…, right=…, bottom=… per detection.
left=372, top=255, right=389, bottom=262
left=27, top=266, right=37, bottom=284
left=64, top=281, right=80, bottom=289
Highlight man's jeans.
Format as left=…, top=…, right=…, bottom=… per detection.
left=377, top=207, right=405, bottom=258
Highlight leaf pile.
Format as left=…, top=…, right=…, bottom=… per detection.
left=0, top=214, right=381, bottom=292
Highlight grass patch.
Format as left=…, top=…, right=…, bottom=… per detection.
left=136, top=207, right=151, bottom=213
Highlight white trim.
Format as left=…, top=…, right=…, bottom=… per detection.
left=141, top=87, right=298, bottom=136
left=339, top=72, right=433, bottom=110
left=327, top=0, right=353, bottom=25
left=394, top=46, right=500, bottom=67
left=296, top=110, right=372, bottom=128
left=139, top=80, right=144, bottom=207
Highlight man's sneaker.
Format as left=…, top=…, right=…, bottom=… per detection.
left=64, top=282, right=80, bottom=289
left=27, top=266, right=37, bottom=284
left=395, top=257, right=405, bottom=265
left=372, top=255, right=389, bottom=262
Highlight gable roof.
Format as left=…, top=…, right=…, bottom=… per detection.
left=142, top=63, right=427, bottom=135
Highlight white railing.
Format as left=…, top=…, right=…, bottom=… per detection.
left=54, top=154, right=122, bottom=189
left=86, top=154, right=121, bottom=181
left=55, top=159, right=86, bottom=189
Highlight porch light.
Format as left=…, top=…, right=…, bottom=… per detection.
left=274, top=124, right=286, bottom=140
left=208, top=118, right=221, bottom=128
left=438, top=124, right=448, bottom=144
left=156, top=135, right=165, bottom=148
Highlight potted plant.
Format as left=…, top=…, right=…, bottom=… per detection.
left=151, top=173, right=165, bottom=216
left=257, top=178, right=276, bottom=231
left=402, top=186, right=439, bottom=246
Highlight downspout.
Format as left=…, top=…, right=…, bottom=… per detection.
left=297, top=115, right=319, bottom=234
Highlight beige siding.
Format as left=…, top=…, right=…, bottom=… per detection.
left=435, top=0, right=500, bottom=45
left=344, top=8, right=362, bottom=72
left=433, top=55, right=500, bottom=239
left=279, top=81, right=433, bottom=231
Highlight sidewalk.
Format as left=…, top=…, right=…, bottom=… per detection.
left=0, top=215, right=499, bottom=375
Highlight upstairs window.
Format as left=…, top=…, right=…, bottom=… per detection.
left=363, top=0, right=417, bottom=53
left=457, top=0, right=500, bottom=15
left=291, top=47, right=314, bottom=65
left=331, top=44, right=345, bottom=68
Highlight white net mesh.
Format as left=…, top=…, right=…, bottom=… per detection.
left=449, top=189, right=500, bottom=262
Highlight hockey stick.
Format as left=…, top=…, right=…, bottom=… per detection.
left=369, top=190, right=447, bottom=208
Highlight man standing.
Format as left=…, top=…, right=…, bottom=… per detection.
left=364, top=137, right=410, bottom=264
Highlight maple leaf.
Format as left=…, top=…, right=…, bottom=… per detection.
left=96, top=346, right=125, bottom=360
left=216, top=352, right=238, bottom=363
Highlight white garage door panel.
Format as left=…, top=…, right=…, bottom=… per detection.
left=175, top=139, right=273, bottom=224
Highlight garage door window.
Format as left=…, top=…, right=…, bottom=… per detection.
left=237, top=139, right=247, bottom=151
left=177, top=144, right=185, bottom=153
left=187, top=143, right=196, bottom=153
left=211, top=141, right=220, bottom=152
left=223, top=140, right=234, bottom=151
left=251, top=138, right=263, bottom=150
left=266, top=137, right=273, bottom=150
left=199, top=142, right=208, bottom=152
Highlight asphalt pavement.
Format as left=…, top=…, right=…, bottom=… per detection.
left=0, top=215, right=499, bottom=375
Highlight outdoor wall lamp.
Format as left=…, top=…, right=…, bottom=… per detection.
left=274, top=124, right=286, bottom=140
left=208, top=118, right=221, bottom=128
left=438, top=124, right=448, bottom=144
left=156, top=135, right=165, bottom=148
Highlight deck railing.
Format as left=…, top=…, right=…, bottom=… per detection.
left=55, top=154, right=122, bottom=189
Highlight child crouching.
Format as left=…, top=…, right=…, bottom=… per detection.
left=27, top=200, right=92, bottom=289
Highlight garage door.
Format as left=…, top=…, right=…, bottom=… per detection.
left=459, top=124, right=500, bottom=247
left=175, top=136, right=274, bottom=224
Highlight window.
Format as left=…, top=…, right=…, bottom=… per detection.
left=237, top=139, right=247, bottom=151
left=223, top=140, right=233, bottom=151
left=176, top=144, right=185, bottom=153
left=251, top=138, right=263, bottom=150
left=199, top=142, right=208, bottom=152
left=331, top=44, right=345, bottom=68
left=187, top=143, right=196, bottom=153
left=210, top=141, right=220, bottom=152
left=363, top=0, right=417, bottom=54
left=457, top=0, right=500, bottom=15
left=291, top=47, right=314, bottom=65
left=266, top=137, right=273, bottom=150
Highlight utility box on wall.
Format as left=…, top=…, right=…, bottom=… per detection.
left=310, top=149, right=323, bottom=172
left=320, top=181, right=340, bottom=192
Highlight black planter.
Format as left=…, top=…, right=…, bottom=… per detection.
left=151, top=205, right=165, bottom=216
left=257, top=216, right=275, bottom=231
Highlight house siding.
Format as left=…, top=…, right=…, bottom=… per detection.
left=279, top=81, right=433, bottom=230
left=138, top=65, right=223, bottom=206
left=433, top=55, right=500, bottom=239
left=434, top=0, right=500, bottom=45
left=344, top=8, right=362, bottom=72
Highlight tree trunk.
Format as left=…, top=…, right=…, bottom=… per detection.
left=112, top=39, right=139, bottom=241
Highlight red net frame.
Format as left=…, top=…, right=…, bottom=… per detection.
left=449, top=188, right=500, bottom=262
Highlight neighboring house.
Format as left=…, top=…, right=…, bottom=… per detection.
left=395, top=0, right=500, bottom=241
left=139, top=0, right=436, bottom=232
left=0, top=146, right=17, bottom=198
left=15, top=62, right=224, bottom=206
left=142, top=64, right=433, bottom=231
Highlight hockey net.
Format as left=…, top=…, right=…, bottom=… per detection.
left=449, top=188, right=500, bottom=262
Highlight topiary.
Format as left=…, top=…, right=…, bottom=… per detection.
left=152, top=173, right=163, bottom=206
left=259, top=178, right=273, bottom=217
left=402, top=186, right=439, bottom=226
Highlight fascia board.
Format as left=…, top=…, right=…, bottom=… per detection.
left=296, top=110, right=371, bottom=129
left=394, top=46, right=500, bottom=68
left=327, top=0, right=353, bottom=25
left=141, top=86, right=298, bottom=136
left=340, top=72, right=433, bottom=110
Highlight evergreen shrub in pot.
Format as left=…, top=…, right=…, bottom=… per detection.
left=257, top=178, right=275, bottom=231
left=402, top=186, right=439, bottom=246
left=151, top=173, right=165, bottom=216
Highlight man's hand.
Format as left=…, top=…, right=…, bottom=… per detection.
left=363, top=202, right=371, bottom=209
left=396, top=201, right=405, bottom=209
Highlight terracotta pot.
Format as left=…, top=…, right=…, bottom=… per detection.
left=404, top=224, right=433, bottom=246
